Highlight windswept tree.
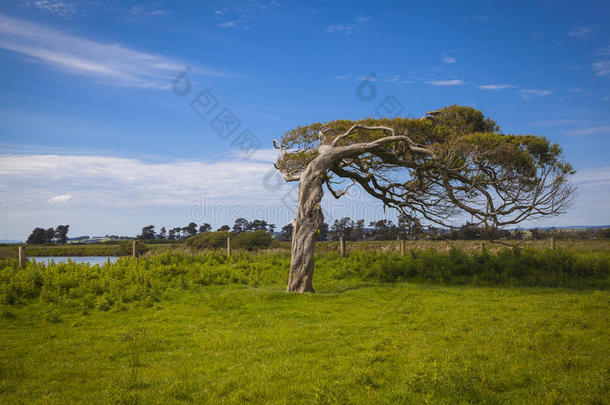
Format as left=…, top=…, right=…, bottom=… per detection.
left=139, top=225, right=156, bottom=240
left=26, top=227, right=48, bottom=244
left=185, top=222, right=198, bottom=237
left=274, top=106, right=574, bottom=292
left=199, top=223, right=212, bottom=234
left=233, top=218, right=249, bottom=233
left=55, top=225, right=69, bottom=244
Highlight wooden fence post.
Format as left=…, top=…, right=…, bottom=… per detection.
left=18, top=245, right=25, bottom=268
left=400, top=239, right=406, bottom=256
left=480, top=242, right=486, bottom=252
left=132, top=240, right=138, bottom=258
left=550, top=237, right=556, bottom=250
left=227, top=236, right=231, bottom=257
left=339, top=236, right=345, bottom=257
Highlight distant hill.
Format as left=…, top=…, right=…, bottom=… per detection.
left=512, top=225, right=610, bottom=231
left=0, top=240, right=22, bottom=244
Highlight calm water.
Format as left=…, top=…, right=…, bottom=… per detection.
left=30, top=256, right=120, bottom=265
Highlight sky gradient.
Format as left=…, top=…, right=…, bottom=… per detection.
left=0, top=0, right=609, bottom=240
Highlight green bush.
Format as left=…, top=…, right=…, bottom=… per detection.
left=0, top=251, right=289, bottom=311
left=185, top=231, right=231, bottom=250
left=232, top=231, right=273, bottom=251
left=186, top=230, right=272, bottom=251
left=327, top=248, right=609, bottom=288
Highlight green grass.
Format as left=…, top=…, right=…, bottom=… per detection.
left=1, top=249, right=609, bottom=403
left=1, top=284, right=608, bottom=404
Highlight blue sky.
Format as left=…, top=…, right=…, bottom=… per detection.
left=0, top=0, right=609, bottom=240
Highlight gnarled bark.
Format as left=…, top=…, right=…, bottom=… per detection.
left=286, top=155, right=328, bottom=292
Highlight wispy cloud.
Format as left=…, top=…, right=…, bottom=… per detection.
left=567, top=27, right=591, bottom=38
left=124, top=3, right=171, bottom=19
left=326, top=24, right=356, bottom=34
left=326, top=17, right=372, bottom=34
left=0, top=13, right=228, bottom=88
left=48, top=194, right=72, bottom=204
left=217, top=20, right=244, bottom=28
left=382, top=74, right=401, bottom=82
left=426, top=79, right=464, bottom=86
left=441, top=50, right=456, bottom=65
left=23, top=0, right=80, bottom=18
left=247, top=0, right=280, bottom=8
left=593, top=60, right=610, bottom=76
left=333, top=74, right=351, bottom=80
left=214, top=8, right=228, bottom=17
left=477, top=84, right=512, bottom=90
left=519, top=89, right=552, bottom=100
left=356, top=75, right=377, bottom=82
left=568, top=126, right=610, bottom=137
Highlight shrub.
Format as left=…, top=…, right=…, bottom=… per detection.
left=232, top=231, right=273, bottom=251
left=186, top=230, right=272, bottom=251
left=185, top=231, right=231, bottom=250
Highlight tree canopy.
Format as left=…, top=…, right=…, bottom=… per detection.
left=274, top=105, right=574, bottom=229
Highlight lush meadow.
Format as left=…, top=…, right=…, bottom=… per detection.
left=1, top=247, right=609, bottom=403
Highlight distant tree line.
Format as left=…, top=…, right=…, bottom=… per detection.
left=26, top=225, right=70, bottom=244
left=137, top=218, right=276, bottom=241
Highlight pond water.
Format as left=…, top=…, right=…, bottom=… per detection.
left=30, top=256, right=120, bottom=265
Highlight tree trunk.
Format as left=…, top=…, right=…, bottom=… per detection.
left=287, top=160, right=326, bottom=292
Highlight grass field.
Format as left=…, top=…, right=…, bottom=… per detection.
left=1, top=248, right=609, bottom=403
left=1, top=283, right=608, bottom=404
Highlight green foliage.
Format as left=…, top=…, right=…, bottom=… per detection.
left=185, top=230, right=231, bottom=249
left=275, top=105, right=573, bottom=229
left=0, top=248, right=608, bottom=314
left=328, top=248, right=609, bottom=288
left=186, top=230, right=272, bottom=251
left=0, top=251, right=289, bottom=311
left=232, top=230, right=273, bottom=250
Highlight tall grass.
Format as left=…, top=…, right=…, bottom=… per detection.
left=1, top=248, right=608, bottom=313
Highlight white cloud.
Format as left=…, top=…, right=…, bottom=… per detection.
left=0, top=13, right=228, bottom=88
left=426, top=79, right=464, bottom=86
left=477, top=84, right=512, bottom=90
left=125, top=3, right=171, bottom=19
left=326, top=16, right=371, bottom=34
left=567, top=27, right=591, bottom=38
left=519, top=89, right=552, bottom=100
left=326, top=24, right=357, bottom=34
left=217, top=20, right=244, bottom=28
left=0, top=153, right=279, bottom=209
left=593, top=60, right=610, bottom=76
left=356, top=75, right=377, bottom=82
left=214, top=8, right=228, bottom=17
left=1, top=153, right=608, bottom=237
left=333, top=74, right=351, bottom=80
left=48, top=194, right=72, bottom=204
left=23, top=0, right=79, bottom=18
left=568, top=126, right=610, bottom=137
left=442, top=56, right=456, bottom=64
